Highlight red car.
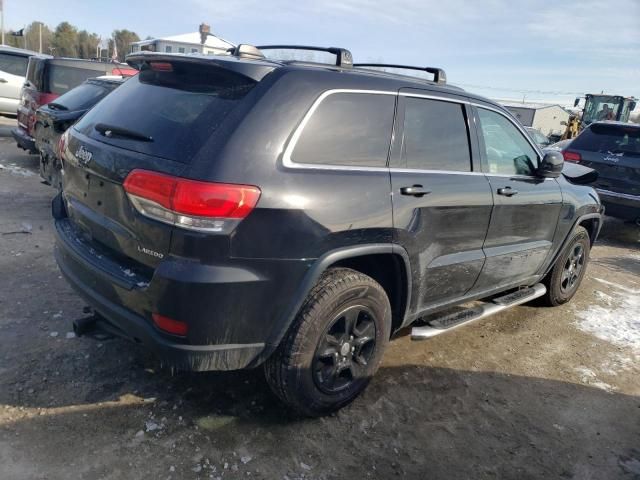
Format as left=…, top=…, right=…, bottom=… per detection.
left=13, top=56, right=136, bottom=153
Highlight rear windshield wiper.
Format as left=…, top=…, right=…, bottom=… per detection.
left=47, top=102, right=68, bottom=111
left=95, top=123, right=153, bottom=142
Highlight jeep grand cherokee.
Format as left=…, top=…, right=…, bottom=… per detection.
left=53, top=45, right=602, bottom=416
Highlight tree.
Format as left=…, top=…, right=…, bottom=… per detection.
left=51, top=22, right=78, bottom=57
left=4, top=21, right=51, bottom=53
left=109, top=29, right=140, bottom=62
left=77, top=30, right=100, bottom=59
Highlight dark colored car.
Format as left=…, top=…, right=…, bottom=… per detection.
left=35, top=76, right=125, bottom=189
left=561, top=121, right=640, bottom=223
left=13, top=56, right=136, bottom=153
left=53, top=47, right=602, bottom=416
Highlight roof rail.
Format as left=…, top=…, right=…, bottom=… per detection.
left=353, top=63, right=447, bottom=85
left=256, top=45, right=353, bottom=68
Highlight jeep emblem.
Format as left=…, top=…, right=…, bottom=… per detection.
left=75, top=145, right=93, bottom=166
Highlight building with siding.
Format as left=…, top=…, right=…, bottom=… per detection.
left=500, top=102, right=570, bottom=137
left=129, top=32, right=234, bottom=56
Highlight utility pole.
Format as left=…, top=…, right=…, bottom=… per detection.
left=39, top=22, right=42, bottom=53
left=1, top=0, right=4, bottom=45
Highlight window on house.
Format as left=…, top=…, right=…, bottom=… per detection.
left=178, top=47, right=185, bottom=53
left=165, top=46, right=172, bottom=53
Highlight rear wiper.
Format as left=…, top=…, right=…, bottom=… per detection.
left=95, top=123, right=153, bottom=142
left=47, top=102, right=68, bottom=111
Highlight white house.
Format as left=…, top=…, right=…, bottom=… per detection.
left=500, top=102, right=570, bottom=137
left=129, top=32, right=235, bottom=56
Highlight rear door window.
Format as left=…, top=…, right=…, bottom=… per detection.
left=74, top=61, right=256, bottom=164
left=290, top=92, right=395, bottom=167
left=394, top=97, right=471, bottom=171
left=570, top=124, right=640, bottom=156
left=0, top=53, right=29, bottom=76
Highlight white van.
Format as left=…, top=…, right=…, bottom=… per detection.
left=0, top=45, right=37, bottom=117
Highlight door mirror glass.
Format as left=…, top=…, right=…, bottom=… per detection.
left=538, top=151, right=564, bottom=178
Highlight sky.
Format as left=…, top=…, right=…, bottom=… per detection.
left=4, top=0, right=639, bottom=106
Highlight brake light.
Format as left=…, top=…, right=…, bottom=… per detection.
left=563, top=151, right=581, bottom=163
left=152, top=313, right=188, bottom=336
left=123, top=169, right=261, bottom=232
left=149, top=62, right=173, bottom=72
left=57, top=130, right=67, bottom=157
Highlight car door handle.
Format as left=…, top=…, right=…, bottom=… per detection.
left=497, top=186, right=519, bottom=197
left=400, top=185, right=431, bottom=197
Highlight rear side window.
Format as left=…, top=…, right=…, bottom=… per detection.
left=47, top=65, right=106, bottom=95
left=396, top=97, right=471, bottom=171
left=74, top=61, right=256, bottom=164
left=0, top=53, right=29, bottom=76
left=290, top=92, right=395, bottom=167
left=49, top=81, right=117, bottom=111
left=570, top=124, right=640, bottom=156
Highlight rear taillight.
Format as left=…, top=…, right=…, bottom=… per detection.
left=57, top=130, right=68, bottom=158
left=152, top=313, right=188, bottom=336
left=123, top=169, right=261, bottom=233
left=563, top=151, right=581, bottom=163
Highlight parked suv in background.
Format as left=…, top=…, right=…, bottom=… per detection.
left=35, top=76, right=125, bottom=190
left=53, top=46, right=602, bottom=416
left=561, top=121, right=640, bottom=224
left=13, top=56, right=136, bottom=153
left=0, top=45, right=37, bottom=117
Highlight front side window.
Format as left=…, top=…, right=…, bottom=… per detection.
left=477, top=108, right=538, bottom=175
left=396, top=97, right=471, bottom=171
left=0, top=53, right=29, bottom=77
left=290, top=92, right=395, bottom=167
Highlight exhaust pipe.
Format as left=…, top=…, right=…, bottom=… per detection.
left=72, top=315, right=98, bottom=337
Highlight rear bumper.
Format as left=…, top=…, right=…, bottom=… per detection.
left=11, top=127, right=37, bottom=153
left=53, top=215, right=310, bottom=371
left=596, top=188, right=640, bottom=221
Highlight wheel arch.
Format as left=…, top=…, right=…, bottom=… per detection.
left=263, top=244, right=412, bottom=361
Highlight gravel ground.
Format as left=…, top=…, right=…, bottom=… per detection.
left=0, top=118, right=639, bottom=480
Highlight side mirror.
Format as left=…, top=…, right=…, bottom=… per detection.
left=538, top=151, right=564, bottom=178
left=630, top=101, right=637, bottom=111
left=574, top=98, right=580, bottom=107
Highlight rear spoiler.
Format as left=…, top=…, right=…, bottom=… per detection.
left=125, top=52, right=275, bottom=82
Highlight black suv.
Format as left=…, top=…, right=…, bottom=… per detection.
left=560, top=121, right=639, bottom=224
left=53, top=46, right=602, bottom=416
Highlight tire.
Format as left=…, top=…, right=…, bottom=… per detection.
left=264, top=267, right=391, bottom=417
left=542, top=226, right=590, bottom=306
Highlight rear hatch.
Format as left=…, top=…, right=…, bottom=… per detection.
left=567, top=123, right=640, bottom=196
left=35, top=79, right=121, bottom=154
left=18, top=56, right=51, bottom=135
left=60, top=56, right=266, bottom=278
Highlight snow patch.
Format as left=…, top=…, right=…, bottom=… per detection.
left=575, top=280, right=640, bottom=356
left=0, top=163, right=35, bottom=177
left=574, top=366, right=616, bottom=392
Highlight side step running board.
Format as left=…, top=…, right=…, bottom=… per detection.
left=411, top=283, right=547, bottom=340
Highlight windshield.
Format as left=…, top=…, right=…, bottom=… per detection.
left=74, top=61, right=256, bottom=164
left=582, top=96, right=621, bottom=125
left=49, top=81, right=118, bottom=111
left=571, top=124, right=640, bottom=156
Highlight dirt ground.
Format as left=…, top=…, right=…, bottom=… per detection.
left=0, top=117, right=639, bottom=480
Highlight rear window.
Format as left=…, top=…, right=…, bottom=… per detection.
left=290, top=92, right=395, bottom=167
left=0, top=53, right=29, bottom=76
left=47, top=65, right=107, bottom=95
left=74, top=61, right=256, bottom=164
left=571, top=124, right=640, bottom=156
left=50, top=81, right=118, bottom=111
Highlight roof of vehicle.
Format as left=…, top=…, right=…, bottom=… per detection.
left=0, top=44, right=41, bottom=56
left=588, top=120, right=640, bottom=129
left=125, top=49, right=505, bottom=110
